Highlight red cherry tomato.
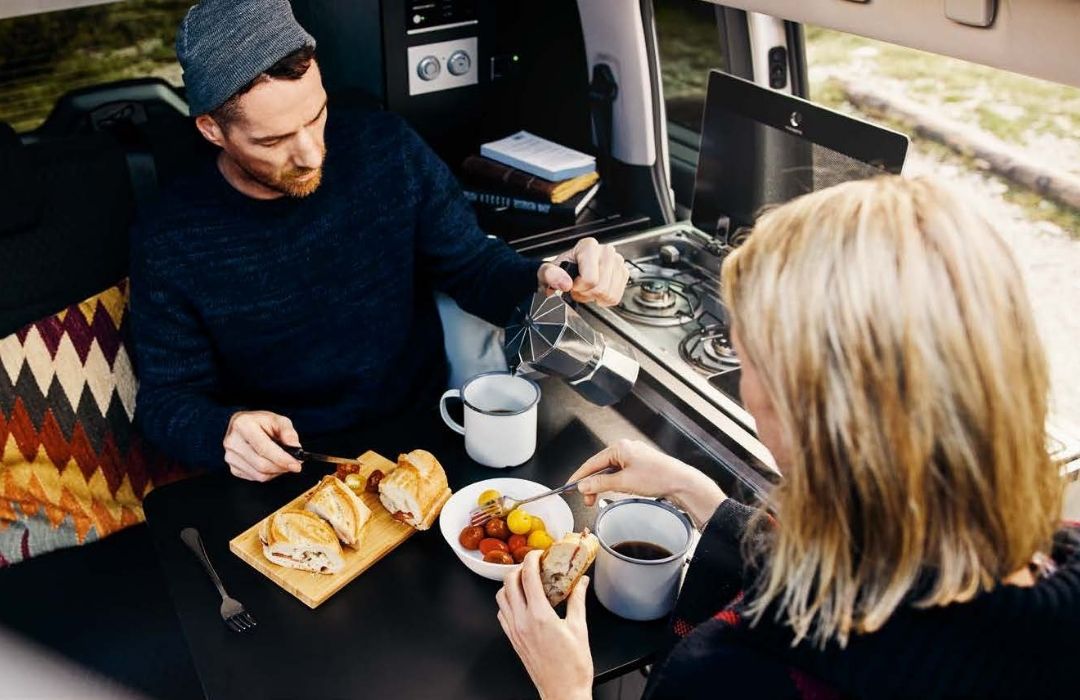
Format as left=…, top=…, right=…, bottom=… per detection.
left=511, top=546, right=535, bottom=564
left=458, top=525, right=485, bottom=550
left=508, top=534, right=528, bottom=552
left=484, top=518, right=510, bottom=540
left=478, top=538, right=510, bottom=556
left=483, top=550, right=514, bottom=565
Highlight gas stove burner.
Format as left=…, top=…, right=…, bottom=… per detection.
left=617, top=276, right=703, bottom=326
left=636, top=279, right=677, bottom=310
left=679, top=325, right=740, bottom=373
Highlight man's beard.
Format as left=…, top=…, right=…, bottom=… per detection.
left=241, top=151, right=326, bottom=198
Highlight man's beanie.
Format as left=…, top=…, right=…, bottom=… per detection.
left=176, top=0, right=316, bottom=116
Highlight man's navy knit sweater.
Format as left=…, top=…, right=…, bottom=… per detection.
left=129, top=108, right=540, bottom=469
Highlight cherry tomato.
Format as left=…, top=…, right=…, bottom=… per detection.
left=483, top=550, right=514, bottom=565
left=511, top=546, right=535, bottom=564
left=477, top=489, right=501, bottom=507
left=507, top=534, right=528, bottom=552
left=478, top=538, right=510, bottom=556
left=506, top=509, right=533, bottom=535
left=484, top=518, right=510, bottom=540
left=458, top=525, right=485, bottom=550
left=528, top=515, right=547, bottom=534
left=527, top=530, right=554, bottom=550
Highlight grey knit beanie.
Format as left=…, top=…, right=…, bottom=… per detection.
left=176, top=0, right=316, bottom=116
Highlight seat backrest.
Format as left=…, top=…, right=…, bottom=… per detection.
left=0, top=126, right=134, bottom=337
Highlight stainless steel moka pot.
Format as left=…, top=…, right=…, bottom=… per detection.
left=504, top=262, right=639, bottom=406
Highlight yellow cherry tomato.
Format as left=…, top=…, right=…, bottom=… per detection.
left=528, top=514, right=547, bottom=534
left=527, top=530, right=554, bottom=550
left=506, top=509, right=533, bottom=535
left=344, top=473, right=364, bottom=492
left=477, top=488, right=501, bottom=507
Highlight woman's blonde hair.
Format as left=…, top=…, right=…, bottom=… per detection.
left=721, top=175, right=1061, bottom=648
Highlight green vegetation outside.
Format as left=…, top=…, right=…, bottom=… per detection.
left=0, top=0, right=188, bottom=132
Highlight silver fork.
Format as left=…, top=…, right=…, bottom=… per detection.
left=469, top=467, right=620, bottom=526
left=180, top=527, right=257, bottom=633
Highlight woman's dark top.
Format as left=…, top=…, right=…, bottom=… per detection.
left=644, top=500, right=1080, bottom=699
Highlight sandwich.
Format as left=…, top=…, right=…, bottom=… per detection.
left=305, top=475, right=372, bottom=548
left=540, top=530, right=600, bottom=606
left=259, top=508, right=345, bottom=574
left=378, top=449, right=451, bottom=531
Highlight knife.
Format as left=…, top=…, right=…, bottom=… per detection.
left=276, top=443, right=365, bottom=468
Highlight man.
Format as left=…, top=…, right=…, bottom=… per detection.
left=130, top=0, right=628, bottom=482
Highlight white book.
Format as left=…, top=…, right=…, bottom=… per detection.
left=480, top=131, right=596, bottom=182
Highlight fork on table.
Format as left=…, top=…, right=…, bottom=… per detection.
left=180, top=527, right=257, bottom=633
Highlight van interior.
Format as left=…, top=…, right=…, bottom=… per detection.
left=0, top=1, right=1077, bottom=698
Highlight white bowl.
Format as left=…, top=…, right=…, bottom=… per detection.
left=439, top=478, right=574, bottom=581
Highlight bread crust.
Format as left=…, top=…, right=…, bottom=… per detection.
left=540, top=531, right=600, bottom=606
left=305, top=475, right=372, bottom=547
left=378, top=449, right=451, bottom=531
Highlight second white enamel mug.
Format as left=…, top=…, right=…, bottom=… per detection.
left=439, top=372, right=540, bottom=468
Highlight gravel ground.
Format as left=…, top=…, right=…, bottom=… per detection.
left=899, top=149, right=1080, bottom=430
left=805, top=33, right=1080, bottom=434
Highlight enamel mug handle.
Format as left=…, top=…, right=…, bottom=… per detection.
left=439, top=389, right=465, bottom=435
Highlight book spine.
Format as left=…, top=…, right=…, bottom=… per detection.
left=461, top=156, right=557, bottom=200
left=460, top=189, right=552, bottom=212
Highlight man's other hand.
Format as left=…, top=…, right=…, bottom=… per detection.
left=223, top=411, right=303, bottom=482
left=538, top=237, right=628, bottom=306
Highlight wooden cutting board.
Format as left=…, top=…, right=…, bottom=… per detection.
left=229, top=450, right=443, bottom=609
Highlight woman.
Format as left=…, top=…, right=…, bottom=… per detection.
left=496, top=176, right=1078, bottom=699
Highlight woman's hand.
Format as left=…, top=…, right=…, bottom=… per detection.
left=496, top=550, right=593, bottom=700
left=567, top=439, right=727, bottom=528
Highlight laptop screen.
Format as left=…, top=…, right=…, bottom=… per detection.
left=690, top=71, right=908, bottom=236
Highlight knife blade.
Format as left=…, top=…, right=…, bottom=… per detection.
left=277, top=443, right=365, bottom=467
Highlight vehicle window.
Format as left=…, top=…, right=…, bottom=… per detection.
left=0, top=0, right=189, bottom=132
left=805, top=26, right=1080, bottom=430
left=654, top=0, right=725, bottom=137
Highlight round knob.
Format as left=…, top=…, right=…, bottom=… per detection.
left=658, top=244, right=681, bottom=266
left=447, top=50, right=471, bottom=77
left=417, top=56, right=441, bottom=81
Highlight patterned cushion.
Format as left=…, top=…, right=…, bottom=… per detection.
left=0, top=280, right=190, bottom=566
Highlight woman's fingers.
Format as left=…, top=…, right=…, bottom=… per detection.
left=521, top=550, right=553, bottom=614
left=566, top=575, right=590, bottom=633
left=503, top=566, right=527, bottom=614
left=566, top=445, right=621, bottom=485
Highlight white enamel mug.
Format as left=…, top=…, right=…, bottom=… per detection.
left=594, top=498, right=694, bottom=621
left=439, top=372, right=540, bottom=468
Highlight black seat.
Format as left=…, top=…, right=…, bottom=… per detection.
left=33, top=77, right=214, bottom=194
left=0, top=121, right=134, bottom=337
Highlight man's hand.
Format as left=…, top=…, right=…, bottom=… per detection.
left=538, top=237, right=629, bottom=306
left=223, top=410, right=303, bottom=482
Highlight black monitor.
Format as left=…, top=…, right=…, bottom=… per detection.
left=690, top=70, right=909, bottom=237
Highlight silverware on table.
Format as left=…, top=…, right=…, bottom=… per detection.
left=180, top=527, right=257, bottom=633
left=277, top=443, right=365, bottom=468
left=469, top=466, right=620, bottom=525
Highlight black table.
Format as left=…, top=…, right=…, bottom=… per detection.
left=143, top=402, right=668, bottom=700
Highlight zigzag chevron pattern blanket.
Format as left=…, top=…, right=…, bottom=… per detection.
left=0, top=280, right=190, bottom=565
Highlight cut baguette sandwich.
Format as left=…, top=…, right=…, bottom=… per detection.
left=540, top=530, right=600, bottom=606
left=259, top=508, right=344, bottom=574
left=378, top=449, right=451, bottom=531
left=305, top=475, right=372, bottom=548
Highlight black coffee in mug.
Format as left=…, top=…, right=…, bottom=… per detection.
left=612, top=540, right=673, bottom=561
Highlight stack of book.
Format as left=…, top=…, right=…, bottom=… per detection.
left=460, top=131, right=601, bottom=225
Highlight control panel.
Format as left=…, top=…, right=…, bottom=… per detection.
left=407, top=37, right=478, bottom=96
left=407, top=0, right=477, bottom=34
